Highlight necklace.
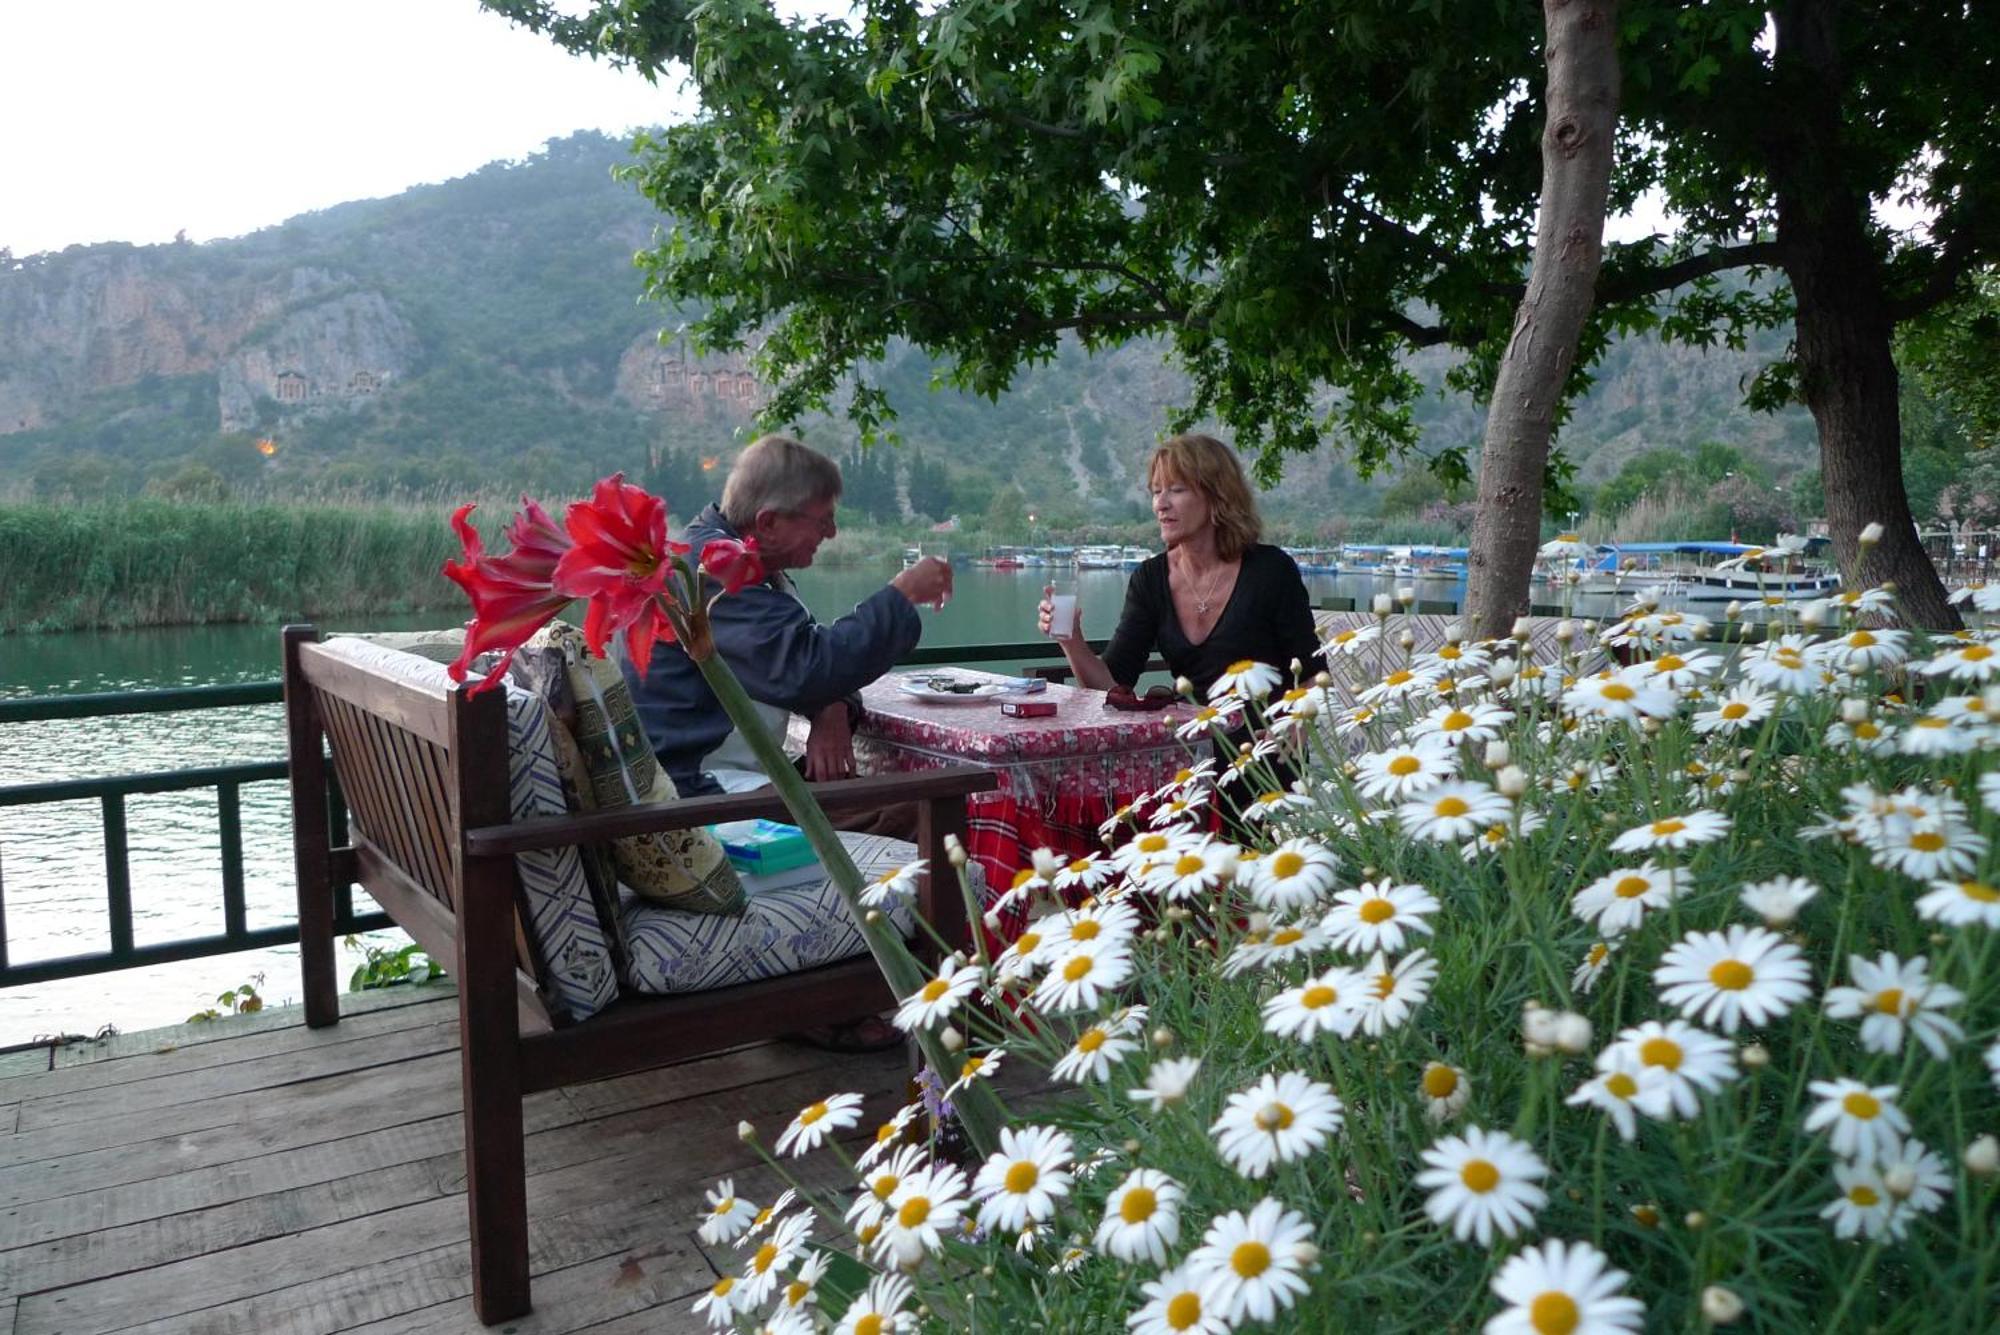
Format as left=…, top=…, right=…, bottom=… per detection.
left=1186, top=559, right=1230, bottom=615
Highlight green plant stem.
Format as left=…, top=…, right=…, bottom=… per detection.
left=687, top=636, right=1003, bottom=1157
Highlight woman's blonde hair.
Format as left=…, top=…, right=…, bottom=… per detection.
left=1147, top=433, right=1262, bottom=562
left=720, top=434, right=844, bottom=529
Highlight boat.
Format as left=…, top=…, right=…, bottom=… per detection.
left=1075, top=545, right=1126, bottom=570
left=1571, top=540, right=1840, bottom=603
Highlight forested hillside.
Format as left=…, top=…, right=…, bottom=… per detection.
left=1, top=130, right=1827, bottom=536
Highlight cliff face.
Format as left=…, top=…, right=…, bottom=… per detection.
left=0, top=252, right=417, bottom=436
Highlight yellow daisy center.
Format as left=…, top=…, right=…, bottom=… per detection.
left=1230, top=1241, right=1271, bottom=1278
left=1004, top=1161, right=1039, bottom=1193
left=1067, top=858, right=1093, bottom=874
left=1587, top=944, right=1609, bottom=966
left=1063, top=955, right=1094, bottom=981
left=1173, top=854, right=1206, bottom=877
left=1442, top=709, right=1474, bottom=730
left=710, top=1196, right=735, bottom=1217
left=1011, top=867, right=1039, bottom=890
left=1422, top=1064, right=1458, bottom=1099
left=1270, top=928, right=1304, bottom=947
left=872, top=1173, right=900, bottom=1200
left=799, top=1101, right=828, bottom=1125
left=920, top=979, right=950, bottom=1003
left=1605, top=1072, right=1639, bottom=1100
left=1434, top=796, right=1469, bottom=818
left=1302, top=985, right=1338, bottom=1010
left=1225, top=659, right=1255, bottom=674
left=1384, top=670, right=1414, bottom=687
left=784, top=1279, right=812, bottom=1306
left=1639, top=1037, right=1683, bottom=1070
left=1373, top=972, right=1396, bottom=999
left=1708, top=960, right=1754, bottom=991
left=1655, top=654, right=1686, bottom=671
left=1600, top=681, right=1636, bottom=701
left=897, top=1196, right=931, bottom=1228
left=1137, top=834, right=1169, bottom=854
left=752, top=1241, right=778, bottom=1274
left=1120, top=1186, right=1158, bottom=1223
left=1873, top=988, right=1905, bottom=1015
left=1721, top=702, right=1749, bottom=719
left=711, top=1276, right=735, bottom=1298
left=1165, top=1292, right=1203, bottom=1330
left=1388, top=754, right=1423, bottom=776
left=1077, top=1027, right=1107, bottom=1053
left=1460, top=1159, right=1501, bottom=1193
left=856, top=1316, right=885, bottom=1335
left=1843, top=1091, right=1882, bottom=1120
left=1072, top=918, right=1103, bottom=940
left=1359, top=898, right=1396, bottom=924
left=1960, top=881, right=2000, bottom=902
left=1014, top=931, right=1042, bottom=954
left=1614, top=875, right=1652, bottom=899
left=1910, top=831, right=1946, bottom=852
left=1254, top=1101, right=1295, bottom=1132
left=1270, top=851, right=1305, bottom=878
left=1651, top=818, right=1686, bottom=837
left=1848, top=1185, right=1880, bottom=1207
left=1964, top=644, right=1993, bottom=661
left=1529, top=1291, right=1581, bottom=1335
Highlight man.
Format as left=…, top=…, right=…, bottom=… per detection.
left=625, top=433, right=953, bottom=808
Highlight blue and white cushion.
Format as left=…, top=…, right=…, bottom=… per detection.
left=621, top=832, right=980, bottom=995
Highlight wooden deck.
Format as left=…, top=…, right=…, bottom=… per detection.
left=0, top=983, right=915, bottom=1333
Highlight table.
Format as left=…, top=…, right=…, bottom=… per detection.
left=844, top=669, right=1201, bottom=935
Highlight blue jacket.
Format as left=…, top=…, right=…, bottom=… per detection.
left=623, top=503, right=922, bottom=795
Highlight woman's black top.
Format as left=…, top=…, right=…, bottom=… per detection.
left=1100, top=543, right=1325, bottom=699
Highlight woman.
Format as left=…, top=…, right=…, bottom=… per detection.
left=1040, top=433, right=1323, bottom=702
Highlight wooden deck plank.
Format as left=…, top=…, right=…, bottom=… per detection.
left=50, top=985, right=454, bottom=1070
left=10, top=1017, right=463, bottom=1132
left=15, top=1065, right=902, bottom=1335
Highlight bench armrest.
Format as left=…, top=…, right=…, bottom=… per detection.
left=463, top=767, right=999, bottom=857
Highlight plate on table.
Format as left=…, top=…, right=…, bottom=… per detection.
left=896, top=674, right=1011, bottom=703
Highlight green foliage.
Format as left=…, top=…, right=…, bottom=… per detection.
left=346, top=939, right=445, bottom=992
left=0, top=497, right=459, bottom=633
left=187, top=973, right=264, bottom=1024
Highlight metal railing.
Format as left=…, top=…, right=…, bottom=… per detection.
left=0, top=638, right=1098, bottom=991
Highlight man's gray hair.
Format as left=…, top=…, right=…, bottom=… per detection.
left=720, top=434, right=844, bottom=529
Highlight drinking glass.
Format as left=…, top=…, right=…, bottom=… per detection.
left=1046, top=577, right=1079, bottom=638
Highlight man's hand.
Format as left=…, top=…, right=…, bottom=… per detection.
left=803, top=701, right=856, bottom=780
left=890, top=555, right=953, bottom=609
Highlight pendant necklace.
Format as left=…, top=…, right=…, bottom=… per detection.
left=1189, top=560, right=1228, bottom=615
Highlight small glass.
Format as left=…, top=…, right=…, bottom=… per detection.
left=1045, top=577, right=1079, bottom=638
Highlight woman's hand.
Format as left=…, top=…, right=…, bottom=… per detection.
left=1037, top=588, right=1055, bottom=637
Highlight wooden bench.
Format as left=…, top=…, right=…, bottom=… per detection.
left=281, top=626, right=998, bottom=1323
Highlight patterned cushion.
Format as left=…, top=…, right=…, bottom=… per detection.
left=526, top=623, right=748, bottom=916
left=318, top=637, right=620, bottom=1024
left=623, top=832, right=972, bottom=995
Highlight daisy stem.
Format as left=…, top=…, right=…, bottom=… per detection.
left=1822, top=1240, right=1882, bottom=1332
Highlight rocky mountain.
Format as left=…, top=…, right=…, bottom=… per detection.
left=0, top=130, right=1818, bottom=524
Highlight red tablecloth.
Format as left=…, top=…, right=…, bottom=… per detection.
left=849, top=670, right=1200, bottom=935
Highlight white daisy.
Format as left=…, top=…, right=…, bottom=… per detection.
left=1821, top=952, right=1965, bottom=1058
left=692, top=1272, right=749, bottom=1329
left=1128, top=1056, right=1202, bottom=1112
left=1739, top=875, right=1818, bottom=927
left=1051, top=1015, right=1144, bottom=1084
left=853, top=1103, right=920, bottom=1171
left=1242, top=785, right=1316, bottom=823
left=861, top=859, right=927, bottom=907
left=1322, top=880, right=1440, bottom=955
left=1571, top=941, right=1616, bottom=994
left=1353, top=949, right=1438, bottom=1036
left=1221, top=918, right=1330, bottom=977
left=1898, top=713, right=1981, bottom=757
left=1146, top=839, right=1240, bottom=902
left=1188, top=1197, right=1316, bottom=1323
left=737, top=1211, right=813, bottom=1308
left=775, top=1091, right=865, bottom=1158
left=1825, top=713, right=1900, bottom=753
left=1127, top=1262, right=1231, bottom=1335
left=1032, top=939, right=1135, bottom=1012
left=1820, top=1161, right=1901, bottom=1240
left=972, top=1124, right=1074, bottom=1233
left=1357, top=663, right=1446, bottom=706
left=1420, top=1061, right=1471, bottom=1123
left=1410, top=699, right=1514, bottom=748
left=1868, top=817, right=1985, bottom=880
left=873, top=1161, right=969, bottom=1270
left=992, top=925, right=1052, bottom=983
left=1399, top=780, right=1514, bottom=843
left=1208, top=659, right=1283, bottom=701
left=1459, top=809, right=1548, bottom=861
left=1879, top=1134, right=1954, bottom=1220
left=948, top=1048, right=1004, bottom=1096
left=697, top=1178, right=759, bottom=1246
left=1261, top=964, right=1366, bottom=1041
left=1691, top=683, right=1776, bottom=735
left=893, top=960, right=983, bottom=1032
left=1050, top=851, right=1112, bottom=895
left=1634, top=647, right=1721, bottom=690
left=1572, top=861, right=1684, bottom=936
left=1804, top=1079, right=1910, bottom=1163
left=1566, top=1053, right=1670, bottom=1141
left=1739, top=634, right=1826, bottom=694
left=1248, top=837, right=1341, bottom=913
left=1321, top=621, right=1383, bottom=657
left=1210, top=1070, right=1344, bottom=1179
left=1485, top=1237, right=1645, bottom=1335
left=1603, top=1020, right=1738, bottom=1120
left=1034, top=900, right=1142, bottom=958
left=1609, top=809, right=1731, bottom=854
left=848, top=1144, right=929, bottom=1232
left=833, top=1273, right=918, bottom=1334
left=1176, top=700, right=1245, bottom=741
left=1914, top=876, right=2000, bottom=928
left=1352, top=737, right=1460, bottom=801
left=774, top=1249, right=829, bottom=1316
left=1417, top=640, right=1495, bottom=675
left=1112, top=827, right=1198, bottom=877
left=1095, top=1167, right=1185, bottom=1266
left=1917, top=638, right=2000, bottom=682
left=1654, top=925, right=1812, bottom=1033
left=1417, top=1126, right=1549, bottom=1247
left=1563, top=668, right=1679, bottom=724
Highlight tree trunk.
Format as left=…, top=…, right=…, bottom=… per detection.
left=1770, top=1, right=1957, bottom=629
left=1462, top=0, right=1621, bottom=639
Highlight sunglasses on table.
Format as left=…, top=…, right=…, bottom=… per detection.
left=1104, top=684, right=1179, bottom=712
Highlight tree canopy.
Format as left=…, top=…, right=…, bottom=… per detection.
left=490, top=0, right=1996, bottom=618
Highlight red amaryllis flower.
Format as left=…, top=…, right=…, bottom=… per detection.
left=441, top=498, right=573, bottom=693
left=699, top=536, right=765, bottom=595
left=554, top=473, right=690, bottom=669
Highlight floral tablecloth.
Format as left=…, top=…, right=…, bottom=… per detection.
left=851, top=669, right=1201, bottom=934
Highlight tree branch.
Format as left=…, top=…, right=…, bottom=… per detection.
left=1594, top=239, right=1784, bottom=304
left=1887, top=226, right=1981, bottom=323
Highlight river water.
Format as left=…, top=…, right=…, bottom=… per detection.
left=5, top=559, right=1613, bottom=1046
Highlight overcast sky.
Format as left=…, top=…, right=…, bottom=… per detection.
left=0, top=1, right=695, bottom=256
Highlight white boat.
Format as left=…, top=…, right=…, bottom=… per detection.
left=1075, top=545, right=1126, bottom=570
left=1572, top=540, right=1839, bottom=604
